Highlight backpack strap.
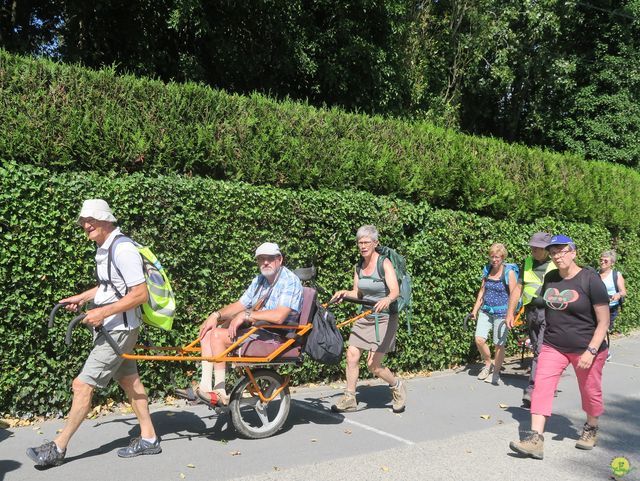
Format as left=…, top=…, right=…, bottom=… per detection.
left=612, top=270, right=619, bottom=293
left=101, top=234, right=134, bottom=327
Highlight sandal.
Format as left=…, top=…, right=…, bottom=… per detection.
left=196, top=387, right=229, bottom=407
left=174, top=386, right=198, bottom=402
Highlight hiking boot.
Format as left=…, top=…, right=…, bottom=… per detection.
left=331, top=391, right=357, bottom=413
left=522, top=389, right=532, bottom=408
left=117, top=437, right=162, bottom=458
left=26, top=441, right=66, bottom=467
left=509, top=431, right=544, bottom=460
left=477, top=363, right=493, bottom=380
left=391, top=381, right=407, bottom=413
left=575, top=423, right=598, bottom=450
left=485, top=372, right=502, bottom=385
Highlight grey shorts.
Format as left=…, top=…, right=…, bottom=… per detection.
left=475, top=311, right=508, bottom=346
left=78, top=328, right=139, bottom=389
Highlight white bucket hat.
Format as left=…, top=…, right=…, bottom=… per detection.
left=77, top=199, right=117, bottom=223
left=255, top=242, right=281, bottom=257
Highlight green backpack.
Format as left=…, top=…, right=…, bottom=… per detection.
left=357, top=245, right=413, bottom=334
left=104, top=234, right=176, bottom=331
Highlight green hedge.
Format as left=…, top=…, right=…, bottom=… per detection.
left=2, top=50, right=640, bottom=231
left=1, top=163, right=637, bottom=416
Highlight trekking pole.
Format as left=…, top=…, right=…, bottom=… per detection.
left=463, top=312, right=473, bottom=331
left=512, top=305, right=525, bottom=327
left=48, top=302, right=71, bottom=328
left=334, top=296, right=375, bottom=329
left=64, top=313, right=123, bottom=356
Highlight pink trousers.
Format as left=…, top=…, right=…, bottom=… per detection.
left=531, top=344, right=607, bottom=417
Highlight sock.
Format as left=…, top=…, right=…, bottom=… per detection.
left=213, top=367, right=226, bottom=392
left=389, top=379, right=400, bottom=389
left=142, top=437, right=157, bottom=444
left=199, top=361, right=213, bottom=392
left=55, top=442, right=65, bottom=454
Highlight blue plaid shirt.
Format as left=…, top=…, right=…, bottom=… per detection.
left=239, top=266, right=303, bottom=324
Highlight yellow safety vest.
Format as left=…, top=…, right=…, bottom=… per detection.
left=522, top=256, right=557, bottom=306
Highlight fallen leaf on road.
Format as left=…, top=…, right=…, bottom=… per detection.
left=187, top=464, right=195, bottom=468
left=38, top=431, right=43, bottom=434
left=381, top=466, right=390, bottom=472
left=230, top=451, right=241, bottom=456
left=480, top=414, right=491, bottom=420
left=167, top=412, right=176, bottom=416
left=56, top=429, right=63, bottom=433
left=344, top=429, right=352, bottom=435
left=310, top=438, right=317, bottom=443
left=273, top=467, right=281, bottom=471
left=179, top=473, right=185, bottom=479
left=498, top=403, right=508, bottom=409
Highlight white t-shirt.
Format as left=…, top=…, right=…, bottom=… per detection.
left=94, top=228, right=145, bottom=331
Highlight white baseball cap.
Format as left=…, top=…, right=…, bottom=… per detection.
left=255, top=242, right=281, bottom=257
left=77, top=199, right=117, bottom=223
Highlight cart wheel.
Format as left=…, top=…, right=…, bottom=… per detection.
left=229, top=369, right=290, bottom=439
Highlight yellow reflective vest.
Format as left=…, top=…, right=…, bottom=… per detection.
left=522, top=256, right=557, bottom=306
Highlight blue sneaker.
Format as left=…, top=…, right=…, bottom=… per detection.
left=26, top=440, right=66, bottom=467
left=117, top=437, right=162, bottom=458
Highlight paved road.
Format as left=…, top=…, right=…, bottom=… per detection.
left=2, top=333, right=639, bottom=481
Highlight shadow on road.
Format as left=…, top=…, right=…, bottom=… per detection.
left=0, top=427, right=21, bottom=480
left=62, top=410, right=211, bottom=463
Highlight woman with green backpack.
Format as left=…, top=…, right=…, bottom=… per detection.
left=330, top=225, right=407, bottom=414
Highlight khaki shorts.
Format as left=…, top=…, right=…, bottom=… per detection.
left=78, top=328, right=139, bottom=389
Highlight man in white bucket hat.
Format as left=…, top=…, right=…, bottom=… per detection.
left=176, top=242, right=302, bottom=406
left=27, top=199, right=161, bottom=467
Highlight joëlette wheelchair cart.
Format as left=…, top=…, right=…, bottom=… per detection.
left=48, top=267, right=376, bottom=440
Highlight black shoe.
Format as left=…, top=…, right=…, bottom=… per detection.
left=117, top=437, right=162, bottom=458
left=26, top=441, right=66, bottom=467
left=522, top=390, right=532, bottom=408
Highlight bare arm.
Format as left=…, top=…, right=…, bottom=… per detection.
left=82, top=283, right=148, bottom=328
left=199, top=300, right=246, bottom=339
left=470, top=279, right=486, bottom=319
left=330, top=268, right=360, bottom=302
left=505, top=271, right=522, bottom=328
left=615, top=273, right=627, bottom=299
left=577, top=304, right=610, bottom=369
left=60, top=286, right=99, bottom=311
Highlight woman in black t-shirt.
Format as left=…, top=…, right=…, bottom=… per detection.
left=510, top=235, right=610, bottom=460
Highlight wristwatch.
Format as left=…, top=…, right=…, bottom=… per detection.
left=586, top=346, right=598, bottom=356
left=244, top=309, right=253, bottom=323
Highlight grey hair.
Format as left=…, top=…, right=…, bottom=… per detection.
left=601, top=249, right=617, bottom=264
left=356, top=225, right=379, bottom=242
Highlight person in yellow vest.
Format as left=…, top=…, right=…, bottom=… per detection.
left=506, top=232, right=557, bottom=408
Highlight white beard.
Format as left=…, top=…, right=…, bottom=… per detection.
left=260, top=266, right=276, bottom=277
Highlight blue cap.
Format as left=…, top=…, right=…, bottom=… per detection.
left=546, top=234, right=576, bottom=250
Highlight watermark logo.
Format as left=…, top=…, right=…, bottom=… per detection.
left=610, top=457, right=635, bottom=478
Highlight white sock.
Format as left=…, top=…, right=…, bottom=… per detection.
left=213, top=367, right=226, bottom=392
left=142, top=437, right=157, bottom=444
left=199, top=361, right=213, bottom=392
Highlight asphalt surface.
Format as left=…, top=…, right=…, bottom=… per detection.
left=2, top=332, right=639, bottom=481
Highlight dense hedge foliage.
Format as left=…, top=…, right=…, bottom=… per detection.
left=1, top=163, right=637, bottom=416
left=2, top=50, right=640, bottom=231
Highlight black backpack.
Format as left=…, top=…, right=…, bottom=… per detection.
left=303, top=301, right=344, bottom=365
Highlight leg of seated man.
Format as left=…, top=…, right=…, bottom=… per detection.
left=206, top=326, right=235, bottom=405
left=199, top=331, right=214, bottom=393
